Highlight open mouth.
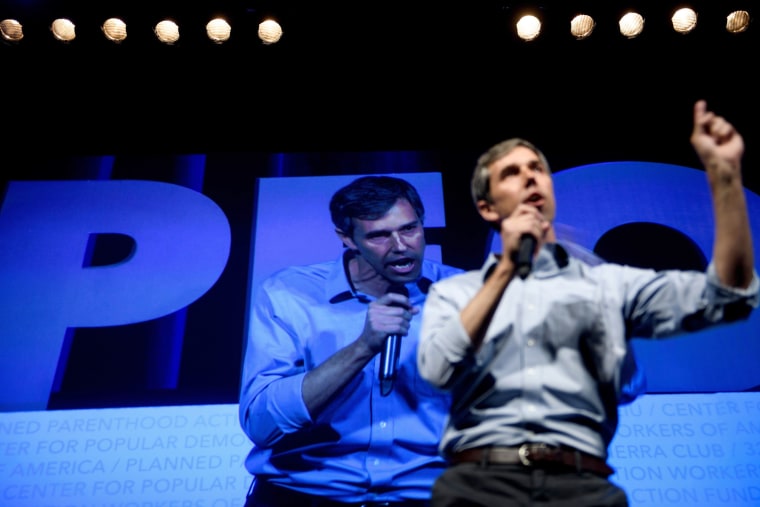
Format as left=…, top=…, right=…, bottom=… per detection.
left=388, top=258, right=415, bottom=274
left=526, top=192, right=544, bottom=210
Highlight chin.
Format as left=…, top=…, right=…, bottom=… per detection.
left=399, top=269, right=423, bottom=283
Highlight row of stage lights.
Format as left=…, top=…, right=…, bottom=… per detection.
left=521, top=7, right=750, bottom=41
left=0, top=6, right=753, bottom=47
left=0, top=15, right=284, bottom=46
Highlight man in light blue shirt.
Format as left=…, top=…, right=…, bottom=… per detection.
left=417, top=100, right=758, bottom=506
left=240, top=175, right=463, bottom=506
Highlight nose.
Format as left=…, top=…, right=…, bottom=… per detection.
left=522, top=166, right=537, bottom=185
left=389, top=231, right=408, bottom=251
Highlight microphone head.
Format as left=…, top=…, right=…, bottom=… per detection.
left=386, top=283, right=409, bottom=298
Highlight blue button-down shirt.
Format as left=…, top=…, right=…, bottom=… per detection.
left=239, top=250, right=463, bottom=502
left=417, top=244, right=758, bottom=460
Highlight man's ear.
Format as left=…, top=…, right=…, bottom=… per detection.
left=476, top=199, right=499, bottom=224
left=335, top=229, right=357, bottom=250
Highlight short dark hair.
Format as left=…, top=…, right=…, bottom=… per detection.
left=329, top=176, right=425, bottom=239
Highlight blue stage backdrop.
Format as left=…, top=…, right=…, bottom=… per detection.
left=0, top=153, right=758, bottom=506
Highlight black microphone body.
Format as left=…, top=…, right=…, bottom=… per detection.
left=515, top=233, right=537, bottom=280
left=379, top=284, right=409, bottom=396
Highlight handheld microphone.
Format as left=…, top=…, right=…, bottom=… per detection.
left=379, top=284, right=409, bottom=396
left=515, top=233, right=537, bottom=280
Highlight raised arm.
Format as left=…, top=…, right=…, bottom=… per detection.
left=691, top=100, right=754, bottom=289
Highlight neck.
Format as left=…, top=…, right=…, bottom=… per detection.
left=348, top=255, right=389, bottom=298
left=544, top=224, right=557, bottom=243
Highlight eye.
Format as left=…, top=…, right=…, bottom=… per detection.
left=498, top=166, right=519, bottom=179
left=366, top=232, right=390, bottom=242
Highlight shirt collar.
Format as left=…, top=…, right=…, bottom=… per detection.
left=481, top=243, right=570, bottom=282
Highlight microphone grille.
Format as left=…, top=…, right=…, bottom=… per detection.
left=386, top=284, right=409, bottom=297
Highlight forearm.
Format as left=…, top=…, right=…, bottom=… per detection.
left=460, top=260, right=513, bottom=350
left=240, top=338, right=375, bottom=447
left=709, top=164, right=755, bottom=289
left=690, top=99, right=754, bottom=289
left=302, top=338, right=375, bottom=416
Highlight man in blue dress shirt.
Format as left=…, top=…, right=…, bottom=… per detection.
left=417, top=100, right=758, bottom=506
left=240, top=175, right=463, bottom=506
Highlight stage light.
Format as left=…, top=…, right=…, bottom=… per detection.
left=51, top=18, right=76, bottom=42
left=671, top=7, right=697, bottom=34
left=258, top=18, right=282, bottom=44
left=102, top=17, right=127, bottom=42
left=155, top=19, right=180, bottom=44
left=570, top=14, right=596, bottom=40
left=0, top=18, right=23, bottom=42
left=0, top=5, right=753, bottom=49
left=618, top=11, right=645, bottom=38
left=726, top=10, right=750, bottom=34
left=206, top=17, right=231, bottom=43
left=516, top=14, right=541, bottom=41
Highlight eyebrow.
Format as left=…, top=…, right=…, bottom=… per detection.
left=363, top=219, right=420, bottom=238
left=501, top=158, right=542, bottom=173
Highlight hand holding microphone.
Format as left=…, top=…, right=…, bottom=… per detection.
left=504, top=204, right=546, bottom=279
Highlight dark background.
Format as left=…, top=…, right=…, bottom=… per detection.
left=1, top=0, right=758, bottom=408
left=0, top=1, right=756, bottom=175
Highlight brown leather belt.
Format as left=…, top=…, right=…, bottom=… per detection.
left=449, top=444, right=613, bottom=477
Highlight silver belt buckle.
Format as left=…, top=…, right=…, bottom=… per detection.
left=519, top=443, right=550, bottom=466
left=518, top=443, right=532, bottom=466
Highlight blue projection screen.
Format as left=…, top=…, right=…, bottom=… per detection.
left=0, top=162, right=759, bottom=507
left=552, top=162, right=760, bottom=393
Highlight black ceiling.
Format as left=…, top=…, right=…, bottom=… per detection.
left=1, top=1, right=757, bottom=190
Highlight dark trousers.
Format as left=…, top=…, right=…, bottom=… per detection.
left=431, top=463, right=629, bottom=507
